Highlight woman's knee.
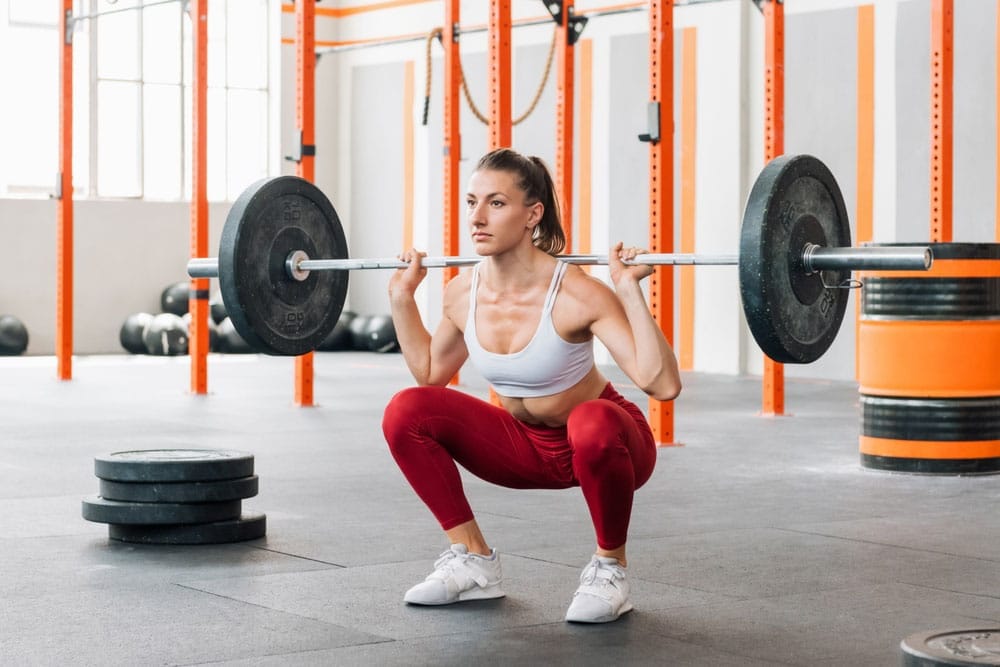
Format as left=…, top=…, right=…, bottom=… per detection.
left=382, top=386, right=445, bottom=444
left=567, top=400, right=629, bottom=465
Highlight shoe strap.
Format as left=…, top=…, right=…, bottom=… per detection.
left=429, top=550, right=490, bottom=588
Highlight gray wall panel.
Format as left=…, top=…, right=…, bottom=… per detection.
left=608, top=34, right=650, bottom=249
left=350, top=62, right=405, bottom=315
left=954, top=0, right=997, bottom=242
left=896, top=0, right=995, bottom=243
left=896, top=0, right=932, bottom=242
left=785, top=8, right=858, bottom=380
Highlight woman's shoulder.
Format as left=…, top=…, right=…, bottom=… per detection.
left=560, top=262, right=613, bottom=292
left=558, top=262, right=618, bottom=308
left=444, top=268, right=474, bottom=292
left=442, top=269, right=473, bottom=311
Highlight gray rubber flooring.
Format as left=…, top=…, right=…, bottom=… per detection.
left=2, top=352, right=998, bottom=666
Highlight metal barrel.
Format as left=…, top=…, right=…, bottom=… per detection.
left=858, top=243, right=1000, bottom=474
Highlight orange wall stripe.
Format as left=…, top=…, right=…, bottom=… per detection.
left=858, top=320, right=1000, bottom=397
left=762, top=0, right=785, bottom=416
left=281, top=31, right=431, bottom=49
left=281, top=0, right=436, bottom=19
left=930, top=0, right=953, bottom=242
left=587, top=1, right=646, bottom=12
left=648, top=0, right=676, bottom=445
left=579, top=39, right=593, bottom=265
left=860, top=436, right=1000, bottom=460
left=679, top=27, right=696, bottom=372
left=855, top=4, right=874, bottom=380
left=57, top=0, right=73, bottom=380
left=294, top=0, right=316, bottom=407
left=403, top=61, right=415, bottom=250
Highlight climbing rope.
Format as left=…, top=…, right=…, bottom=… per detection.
left=423, top=26, right=558, bottom=127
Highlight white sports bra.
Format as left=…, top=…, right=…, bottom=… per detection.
left=464, top=261, right=594, bottom=398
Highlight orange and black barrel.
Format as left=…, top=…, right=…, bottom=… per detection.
left=858, top=243, right=1000, bottom=474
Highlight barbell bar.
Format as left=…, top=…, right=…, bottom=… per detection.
left=185, top=154, right=934, bottom=361
left=187, top=245, right=930, bottom=280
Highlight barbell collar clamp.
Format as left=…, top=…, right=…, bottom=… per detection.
left=286, top=250, right=311, bottom=282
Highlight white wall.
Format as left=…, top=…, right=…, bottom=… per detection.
left=3, top=0, right=996, bottom=375
left=0, top=199, right=229, bottom=355
left=314, top=0, right=997, bottom=384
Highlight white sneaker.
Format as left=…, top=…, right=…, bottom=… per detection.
left=403, top=544, right=505, bottom=605
left=564, top=555, right=633, bottom=623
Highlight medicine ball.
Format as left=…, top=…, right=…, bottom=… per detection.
left=216, top=317, right=252, bottom=354
left=0, top=314, right=29, bottom=356
left=160, top=282, right=190, bottom=317
left=364, top=314, right=399, bottom=353
left=119, top=312, right=154, bottom=354
left=318, top=311, right=356, bottom=351
left=209, top=290, right=227, bottom=325
left=348, top=314, right=371, bottom=351
left=142, top=313, right=188, bottom=356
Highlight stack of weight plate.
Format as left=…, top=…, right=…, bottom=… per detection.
left=81, top=449, right=266, bottom=544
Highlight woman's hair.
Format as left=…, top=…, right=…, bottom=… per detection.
left=474, top=148, right=565, bottom=255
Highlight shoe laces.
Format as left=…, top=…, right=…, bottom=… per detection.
left=577, top=558, right=626, bottom=597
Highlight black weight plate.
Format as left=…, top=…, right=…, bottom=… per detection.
left=98, top=475, right=259, bottom=503
left=82, top=496, right=242, bottom=525
left=901, top=628, right=1000, bottom=666
left=739, top=154, right=851, bottom=363
left=108, top=512, right=267, bottom=545
left=219, top=176, right=349, bottom=356
left=94, top=449, right=254, bottom=483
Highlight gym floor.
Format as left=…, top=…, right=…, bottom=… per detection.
left=3, top=352, right=998, bottom=666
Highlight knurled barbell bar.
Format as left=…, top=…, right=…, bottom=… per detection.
left=186, top=154, right=933, bottom=361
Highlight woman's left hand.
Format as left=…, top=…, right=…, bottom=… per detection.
left=608, top=241, right=654, bottom=287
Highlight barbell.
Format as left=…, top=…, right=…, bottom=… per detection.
left=186, top=154, right=932, bottom=362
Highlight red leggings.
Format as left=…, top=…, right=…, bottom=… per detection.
left=381, top=383, right=656, bottom=550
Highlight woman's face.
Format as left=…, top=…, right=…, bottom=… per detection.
left=466, top=168, right=542, bottom=256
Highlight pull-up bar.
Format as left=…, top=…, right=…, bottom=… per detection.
left=64, top=0, right=185, bottom=44
left=315, top=0, right=725, bottom=58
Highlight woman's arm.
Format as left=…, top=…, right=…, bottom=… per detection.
left=588, top=242, right=681, bottom=401
left=388, top=249, right=468, bottom=385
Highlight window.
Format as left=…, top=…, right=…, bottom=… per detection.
left=0, top=0, right=88, bottom=195
left=0, top=0, right=272, bottom=201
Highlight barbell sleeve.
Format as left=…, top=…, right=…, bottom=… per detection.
left=187, top=257, right=220, bottom=279
left=802, top=245, right=932, bottom=273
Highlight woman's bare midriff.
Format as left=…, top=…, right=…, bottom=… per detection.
left=498, top=366, right=610, bottom=427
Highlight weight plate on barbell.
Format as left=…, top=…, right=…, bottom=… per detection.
left=219, top=176, right=349, bottom=356
left=739, top=154, right=851, bottom=364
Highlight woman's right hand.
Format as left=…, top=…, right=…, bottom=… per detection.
left=388, top=248, right=428, bottom=301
